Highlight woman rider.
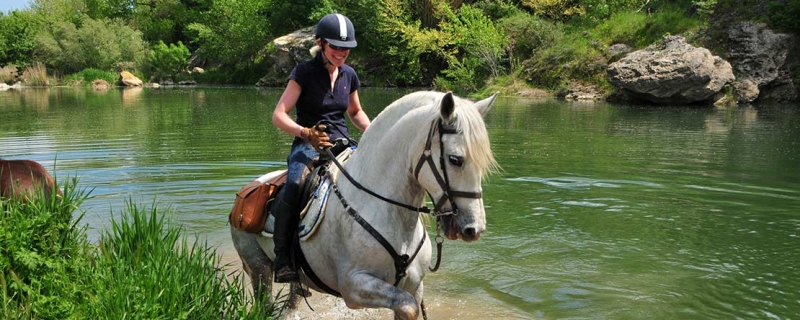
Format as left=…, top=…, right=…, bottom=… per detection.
left=270, top=13, right=371, bottom=283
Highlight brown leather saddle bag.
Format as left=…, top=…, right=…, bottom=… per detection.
left=229, top=170, right=288, bottom=233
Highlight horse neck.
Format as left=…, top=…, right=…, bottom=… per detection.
left=338, top=114, right=430, bottom=229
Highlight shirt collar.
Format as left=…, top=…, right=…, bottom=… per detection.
left=312, top=52, right=342, bottom=76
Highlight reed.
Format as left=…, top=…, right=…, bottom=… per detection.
left=1, top=178, right=280, bottom=319
left=20, top=63, right=49, bottom=86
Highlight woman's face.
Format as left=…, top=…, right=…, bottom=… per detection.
left=321, top=40, right=350, bottom=67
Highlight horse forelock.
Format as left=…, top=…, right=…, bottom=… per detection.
left=450, top=99, right=498, bottom=178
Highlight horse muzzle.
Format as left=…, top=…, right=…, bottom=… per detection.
left=439, top=213, right=484, bottom=242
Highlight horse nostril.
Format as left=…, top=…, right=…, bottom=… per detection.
left=463, top=227, right=476, bottom=239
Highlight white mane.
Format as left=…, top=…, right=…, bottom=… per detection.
left=350, top=91, right=497, bottom=184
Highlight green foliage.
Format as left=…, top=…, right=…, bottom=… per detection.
left=1, top=178, right=282, bottom=318
left=1, top=177, right=92, bottom=319
left=0, top=11, right=42, bottom=67
left=62, top=68, right=118, bottom=85
left=438, top=4, right=509, bottom=93
left=184, top=0, right=272, bottom=84
left=497, top=12, right=563, bottom=60
left=767, top=0, right=800, bottom=34
left=372, top=0, right=454, bottom=85
left=521, top=3, right=703, bottom=89
left=149, top=41, right=191, bottom=81
left=35, top=16, right=149, bottom=74
left=520, top=0, right=585, bottom=22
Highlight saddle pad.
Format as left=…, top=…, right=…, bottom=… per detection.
left=261, top=147, right=354, bottom=240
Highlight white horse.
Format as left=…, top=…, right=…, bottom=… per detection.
left=230, top=90, right=498, bottom=319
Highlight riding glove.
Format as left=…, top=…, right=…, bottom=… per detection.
left=301, top=125, right=333, bottom=153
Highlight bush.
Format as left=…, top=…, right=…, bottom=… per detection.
left=437, top=5, right=509, bottom=93
left=62, top=68, right=118, bottom=86
left=768, top=0, right=800, bottom=34
left=497, top=12, right=563, bottom=60
left=149, top=41, right=190, bottom=82
left=35, top=16, right=149, bottom=74
left=1, top=177, right=92, bottom=319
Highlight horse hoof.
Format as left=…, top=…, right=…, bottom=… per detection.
left=295, top=287, right=312, bottom=297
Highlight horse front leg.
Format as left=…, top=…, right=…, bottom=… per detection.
left=230, top=227, right=274, bottom=304
left=341, top=273, right=421, bottom=320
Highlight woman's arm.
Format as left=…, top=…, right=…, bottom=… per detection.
left=272, top=80, right=305, bottom=138
left=347, top=90, right=371, bottom=132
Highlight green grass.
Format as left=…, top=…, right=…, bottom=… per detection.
left=1, top=178, right=281, bottom=319
left=62, top=68, right=118, bottom=86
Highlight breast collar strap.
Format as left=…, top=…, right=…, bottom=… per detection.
left=413, top=119, right=483, bottom=217
left=330, top=176, right=428, bottom=286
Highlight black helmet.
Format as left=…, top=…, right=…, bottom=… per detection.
left=315, top=13, right=357, bottom=48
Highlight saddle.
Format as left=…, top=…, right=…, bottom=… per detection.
left=228, top=144, right=354, bottom=235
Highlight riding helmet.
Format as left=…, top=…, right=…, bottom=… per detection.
left=315, top=13, right=357, bottom=48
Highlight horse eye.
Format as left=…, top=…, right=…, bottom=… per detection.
left=448, top=155, right=463, bottom=167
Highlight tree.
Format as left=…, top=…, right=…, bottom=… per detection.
left=0, top=11, right=42, bottom=67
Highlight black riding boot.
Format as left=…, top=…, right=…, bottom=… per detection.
left=271, top=197, right=299, bottom=283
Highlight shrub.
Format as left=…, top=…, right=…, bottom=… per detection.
left=21, top=62, right=49, bottom=86
left=1, top=177, right=92, bottom=319
left=62, top=68, right=118, bottom=86
left=497, top=12, right=563, bottom=60
left=437, top=4, right=509, bottom=93
left=35, top=16, right=149, bottom=74
left=149, top=41, right=191, bottom=82
left=0, top=65, right=18, bottom=84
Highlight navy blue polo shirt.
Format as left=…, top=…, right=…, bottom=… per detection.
left=289, top=53, right=360, bottom=142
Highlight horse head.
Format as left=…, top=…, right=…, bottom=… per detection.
left=0, top=159, right=61, bottom=203
left=413, top=92, right=498, bottom=242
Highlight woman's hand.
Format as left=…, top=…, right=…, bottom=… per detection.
left=301, top=125, right=333, bottom=152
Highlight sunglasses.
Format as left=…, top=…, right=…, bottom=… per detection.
left=327, top=42, right=350, bottom=52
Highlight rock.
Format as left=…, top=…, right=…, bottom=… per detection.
left=724, top=21, right=797, bottom=102
left=732, top=79, right=759, bottom=103
left=607, top=36, right=735, bottom=105
left=564, top=82, right=605, bottom=101
left=606, top=43, right=632, bottom=62
left=191, top=67, right=205, bottom=74
left=119, top=71, right=143, bottom=87
left=92, top=79, right=111, bottom=90
left=257, top=27, right=316, bottom=87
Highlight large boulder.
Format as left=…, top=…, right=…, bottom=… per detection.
left=256, top=27, right=316, bottom=87
left=119, top=71, right=143, bottom=87
left=607, top=36, right=735, bottom=105
left=724, top=21, right=797, bottom=102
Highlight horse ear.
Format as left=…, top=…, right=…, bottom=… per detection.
left=440, top=91, right=455, bottom=121
left=474, top=92, right=498, bottom=117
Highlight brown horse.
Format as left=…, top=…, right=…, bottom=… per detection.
left=0, top=159, right=61, bottom=202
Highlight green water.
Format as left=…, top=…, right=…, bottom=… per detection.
left=2, top=87, right=799, bottom=319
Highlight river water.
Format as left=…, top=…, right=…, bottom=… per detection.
left=1, top=87, right=799, bottom=319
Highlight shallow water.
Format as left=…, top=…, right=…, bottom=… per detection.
left=2, top=87, right=799, bottom=319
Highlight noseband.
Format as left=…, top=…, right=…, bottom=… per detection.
left=413, top=119, right=483, bottom=217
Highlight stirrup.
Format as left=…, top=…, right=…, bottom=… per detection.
left=274, top=265, right=299, bottom=283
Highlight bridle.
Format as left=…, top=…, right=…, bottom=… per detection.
left=413, top=119, right=483, bottom=218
